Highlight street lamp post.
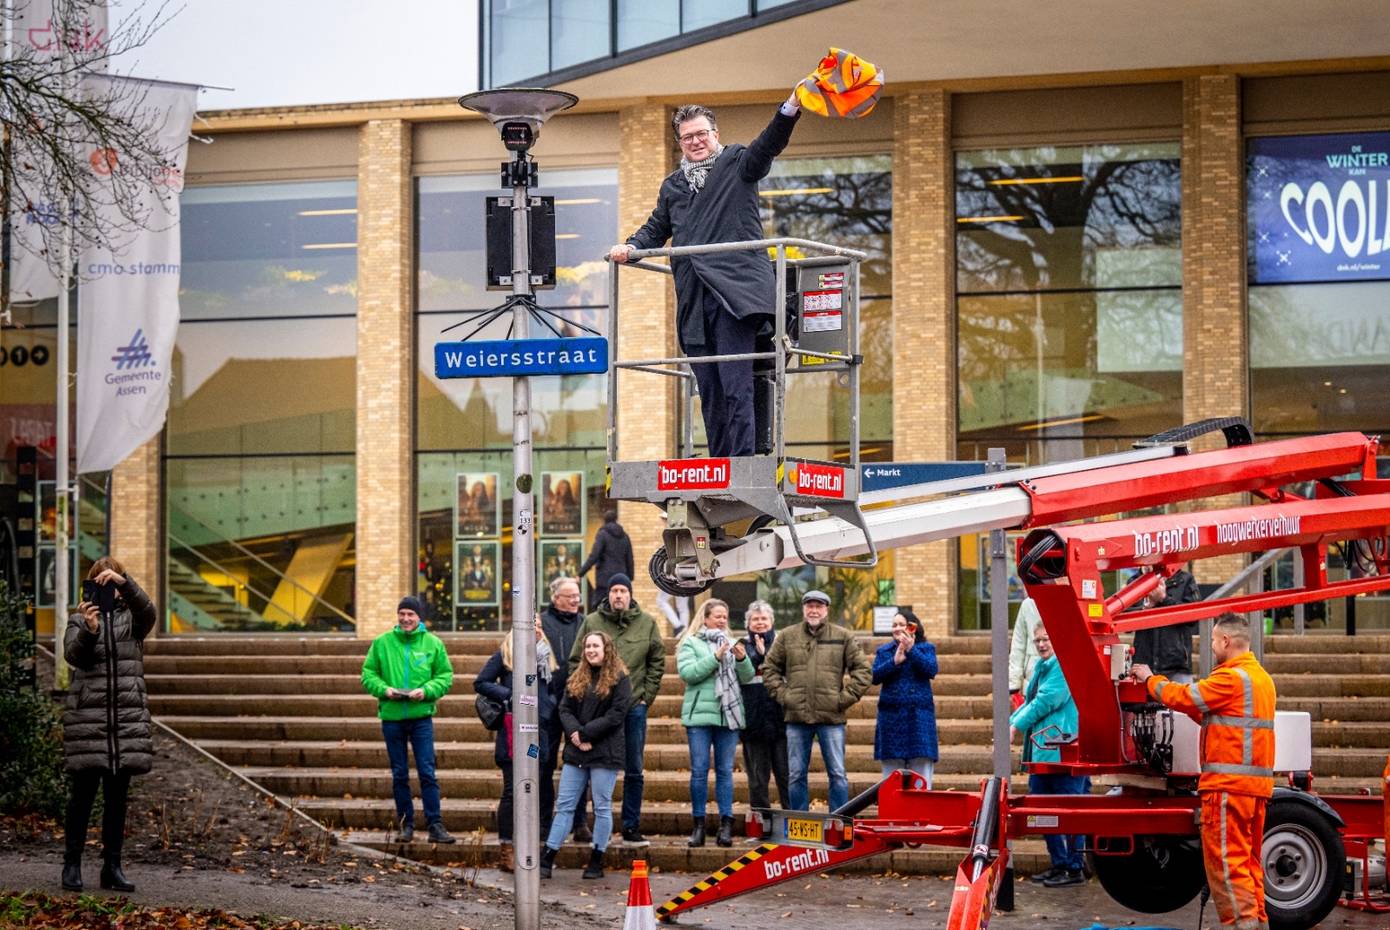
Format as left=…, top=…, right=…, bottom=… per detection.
left=455, top=88, right=579, bottom=930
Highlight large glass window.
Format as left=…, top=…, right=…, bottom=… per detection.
left=617, top=0, right=678, bottom=51
left=955, top=142, right=1183, bottom=465
left=1247, top=131, right=1390, bottom=436
left=488, top=0, right=549, bottom=87
left=416, top=168, right=617, bottom=629
left=954, top=142, right=1182, bottom=630
left=167, top=180, right=358, bottom=633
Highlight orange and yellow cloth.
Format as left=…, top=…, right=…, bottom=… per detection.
left=795, top=48, right=884, bottom=119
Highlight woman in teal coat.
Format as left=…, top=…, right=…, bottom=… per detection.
left=678, top=598, right=754, bottom=848
left=1009, top=625, right=1087, bottom=886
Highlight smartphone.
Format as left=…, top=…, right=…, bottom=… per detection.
left=906, top=623, right=917, bottom=635
left=83, top=580, right=117, bottom=614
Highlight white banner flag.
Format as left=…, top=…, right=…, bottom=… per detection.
left=7, top=0, right=109, bottom=303
left=76, top=78, right=197, bottom=474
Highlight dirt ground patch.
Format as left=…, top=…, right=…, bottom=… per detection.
left=0, top=728, right=607, bottom=930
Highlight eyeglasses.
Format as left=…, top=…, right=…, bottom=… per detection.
left=678, top=129, right=713, bottom=146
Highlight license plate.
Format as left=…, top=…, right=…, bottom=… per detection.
left=785, top=817, right=823, bottom=844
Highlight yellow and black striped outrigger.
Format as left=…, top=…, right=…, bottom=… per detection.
left=655, top=843, right=779, bottom=921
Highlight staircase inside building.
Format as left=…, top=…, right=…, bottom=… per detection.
left=144, top=633, right=1390, bottom=875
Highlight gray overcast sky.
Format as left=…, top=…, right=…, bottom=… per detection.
left=111, top=0, right=480, bottom=111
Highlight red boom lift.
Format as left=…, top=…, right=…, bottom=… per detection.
left=651, top=425, right=1390, bottom=929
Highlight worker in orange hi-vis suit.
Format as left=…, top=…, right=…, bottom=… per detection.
left=1130, top=612, right=1277, bottom=930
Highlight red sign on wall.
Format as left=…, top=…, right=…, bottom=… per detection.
left=794, top=462, right=845, bottom=499
left=657, top=458, right=731, bottom=491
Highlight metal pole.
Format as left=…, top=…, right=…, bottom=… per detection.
left=53, top=31, right=74, bottom=690
left=508, top=157, right=539, bottom=930
left=986, top=447, right=1013, bottom=911
left=1292, top=551, right=1305, bottom=635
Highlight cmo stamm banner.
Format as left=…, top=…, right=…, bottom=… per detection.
left=76, top=77, right=196, bottom=473
left=1249, top=131, right=1390, bottom=285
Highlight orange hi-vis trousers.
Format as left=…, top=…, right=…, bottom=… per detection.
left=1202, top=791, right=1269, bottom=930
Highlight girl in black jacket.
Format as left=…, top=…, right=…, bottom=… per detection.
left=739, top=599, right=789, bottom=839
left=61, top=557, right=157, bottom=894
left=540, top=631, right=630, bottom=880
left=473, top=617, right=560, bottom=872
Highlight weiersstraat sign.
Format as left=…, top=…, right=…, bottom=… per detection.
left=434, top=336, right=608, bottom=379
left=1249, top=131, right=1390, bottom=284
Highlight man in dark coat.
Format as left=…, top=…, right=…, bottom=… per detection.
left=1132, top=567, right=1201, bottom=682
left=578, top=510, right=635, bottom=611
left=609, top=92, right=803, bottom=457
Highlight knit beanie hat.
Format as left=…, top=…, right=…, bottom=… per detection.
left=607, top=573, right=633, bottom=593
left=398, top=595, right=426, bottom=617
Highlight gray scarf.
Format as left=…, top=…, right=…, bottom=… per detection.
left=536, top=637, right=553, bottom=683
left=700, top=627, right=744, bottom=730
left=680, top=145, right=724, bottom=193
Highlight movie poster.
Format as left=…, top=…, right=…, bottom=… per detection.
left=455, top=540, right=500, bottom=607
left=455, top=472, right=501, bottom=538
left=539, top=471, right=584, bottom=537
left=539, top=539, right=585, bottom=599
left=37, top=546, right=77, bottom=609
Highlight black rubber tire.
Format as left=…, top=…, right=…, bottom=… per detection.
left=1263, top=800, right=1345, bottom=930
left=1090, top=835, right=1205, bottom=914
left=647, top=548, right=714, bottom=598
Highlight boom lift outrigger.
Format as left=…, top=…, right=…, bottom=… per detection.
left=604, top=241, right=1390, bottom=929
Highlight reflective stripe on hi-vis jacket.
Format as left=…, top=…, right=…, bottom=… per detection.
left=795, top=48, right=884, bottom=120
left=1147, top=651, right=1276, bottom=798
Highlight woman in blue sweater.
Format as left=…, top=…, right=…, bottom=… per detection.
left=871, top=608, right=939, bottom=785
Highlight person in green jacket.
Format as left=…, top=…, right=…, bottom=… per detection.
left=567, top=573, right=665, bottom=846
left=677, top=598, right=755, bottom=848
left=1009, top=624, right=1085, bottom=887
left=361, top=596, right=456, bottom=845
left=762, top=589, right=873, bottom=812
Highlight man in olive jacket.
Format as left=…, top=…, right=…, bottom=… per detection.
left=567, top=573, right=665, bottom=845
left=361, top=596, right=455, bottom=844
left=762, top=589, right=873, bottom=812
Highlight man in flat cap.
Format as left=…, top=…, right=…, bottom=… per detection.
left=762, top=589, right=872, bottom=811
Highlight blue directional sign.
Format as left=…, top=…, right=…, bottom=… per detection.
left=860, top=461, right=990, bottom=493
left=434, top=336, right=609, bottom=379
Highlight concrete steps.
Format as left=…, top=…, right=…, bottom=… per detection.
left=144, top=632, right=1390, bottom=879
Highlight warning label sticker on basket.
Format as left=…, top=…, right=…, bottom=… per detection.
left=818, top=271, right=845, bottom=288
left=802, top=289, right=843, bottom=313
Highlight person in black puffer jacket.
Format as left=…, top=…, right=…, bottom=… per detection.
left=61, top=556, right=158, bottom=894
left=578, top=511, right=634, bottom=612
left=540, top=630, right=631, bottom=881
left=739, top=599, right=788, bottom=838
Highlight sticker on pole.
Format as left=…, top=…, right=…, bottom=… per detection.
left=789, top=462, right=845, bottom=499
left=657, top=458, right=731, bottom=491
left=434, top=336, right=608, bottom=379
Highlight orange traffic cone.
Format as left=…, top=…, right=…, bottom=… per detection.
left=623, top=859, right=656, bottom=930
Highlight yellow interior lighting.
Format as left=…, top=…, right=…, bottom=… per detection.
left=759, top=187, right=834, bottom=197
left=297, top=208, right=358, bottom=216
left=987, top=175, right=1085, bottom=186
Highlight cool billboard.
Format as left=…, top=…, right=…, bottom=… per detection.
left=1248, top=131, right=1390, bottom=284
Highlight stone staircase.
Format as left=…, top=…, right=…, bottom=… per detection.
left=144, top=633, right=1390, bottom=875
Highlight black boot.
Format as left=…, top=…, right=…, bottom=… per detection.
left=581, top=846, right=605, bottom=880
left=688, top=816, right=706, bottom=847
left=539, top=845, right=557, bottom=880
left=716, top=816, right=734, bottom=848
left=100, top=859, right=135, bottom=893
left=61, top=861, right=83, bottom=892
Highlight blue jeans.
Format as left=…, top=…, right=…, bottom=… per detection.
left=686, top=725, right=740, bottom=818
left=880, top=758, right=934, bottom=786
left=621, top=704, right=648, bottom=832
left=381, top=717, right=441, bottom=827
left=545, top=764, right=619, bottom=852
left=786, top=723, right=848, bottom=812
left=1029, top=773, right=1088, bottom=870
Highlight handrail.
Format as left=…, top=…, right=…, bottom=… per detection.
left=167, top=528, right=354, bottom=627
left=625, top=236, right=869, bottom=262
left=80, top=471, right=354, bottom=626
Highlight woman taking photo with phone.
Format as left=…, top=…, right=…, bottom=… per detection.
left=678, top=598, right=754, bottom=847
left=61, top=557, right=158, bottom=893
left=540, top=630, right=630, bottom=881
left=870, top=608, right=939, bottom=784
